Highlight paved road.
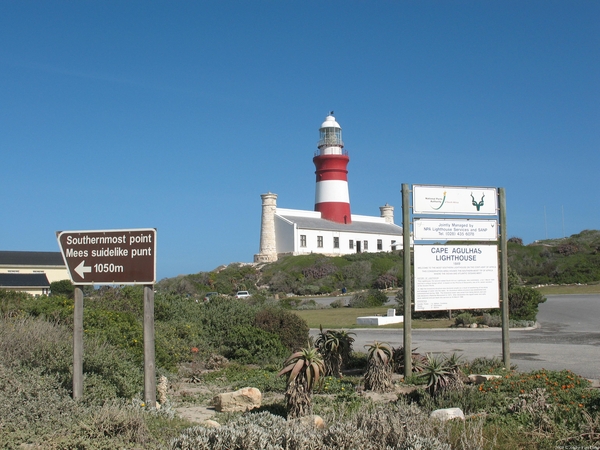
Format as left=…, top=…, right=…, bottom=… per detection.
left=311, top=294, right=600, bottom=379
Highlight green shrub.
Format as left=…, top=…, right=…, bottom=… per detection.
left=479, top=369, right=600, bottom=430
left=0, top=317, right=73, bottom=387
left=509, top=286, right=546, bottom=321
left=0, top=364, right=83, bottom=447
left=330, top=298, right=345, bottom=308
left=462, top=356, right=513, bottom=375
left=201, top=364, right=286, bottom=392
left=200, top=296, right=257, bottom=341
left=50, top=279, right=75, bottom=298
left=13, top=294, right=74, bottom=324
left=0, top=317, right=144, bottom=401
left=84, top=308, right=144, bottom=363
left=481, top=313, right=502, bottom=327
left=349, top=289, right=387, bottom=308
left=254, top=306, right=309, bottom=352
left=454, top=312, right=474, bottom=327
left=83, top=339, right=143, bottom=400
left=222, top=325, right=288, bottom=365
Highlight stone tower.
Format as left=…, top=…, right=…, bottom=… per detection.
left=254, top=192, right=278, bottom=263
left=379, top=204, right=394, bottom=224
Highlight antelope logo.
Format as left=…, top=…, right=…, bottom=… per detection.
left=471, top=192, right=485, bottom=211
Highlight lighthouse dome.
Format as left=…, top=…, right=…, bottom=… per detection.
left=320, top=115, right=341, bottom=129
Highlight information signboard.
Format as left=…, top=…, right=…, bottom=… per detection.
left=414, top=244, right=499, bottom=311
left=413, top=185, right=498, bottom=216
left=57, top=228, right=156, bottom=285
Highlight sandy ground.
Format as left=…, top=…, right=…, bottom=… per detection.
left=170, top=372, right=416, bottom=425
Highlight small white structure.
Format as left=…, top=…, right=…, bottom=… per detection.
left=356, top=309, right=404, bottom=326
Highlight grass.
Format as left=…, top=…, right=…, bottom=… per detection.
left=293, top=307, right=453, bottom=329
left=534, top=282, right=600, bottom=295
left=295, top=283, right=600, bottom=328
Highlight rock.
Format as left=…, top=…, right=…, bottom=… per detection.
left=469, top=323, right=478, bottom=328
left=468, top=374, right=503, bottom=384
left=212, top=387, right=262, bottom=412
left=430, top=407, right=465, bottom=421
left=297, top=415, right=325, bottom=429
left=203, top=419, right=221, bottom=428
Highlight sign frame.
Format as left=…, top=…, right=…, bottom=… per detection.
left=413, top=244, right=500, bottom=311
left=413, top=218, right=498, bottom=241
left=413, top=184, right=498, bottom=216
left=57, top=228, right=157, bottom=285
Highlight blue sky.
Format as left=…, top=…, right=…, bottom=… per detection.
left=1, top=1, right=598, bottom=280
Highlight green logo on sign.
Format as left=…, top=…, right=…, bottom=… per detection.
left=471, top=192, right=485, bottom=211
left=431, top=191, right=446, bottom=210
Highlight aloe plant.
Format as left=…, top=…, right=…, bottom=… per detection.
left=278, top=347, right=325, bottom=418
left=335, top=329, right=356, bottom=369
left=417, top=353, right=455, bottom=396
left=363, top=341, right=394, bottom=393
left=314, top=326, right=341, bottom=377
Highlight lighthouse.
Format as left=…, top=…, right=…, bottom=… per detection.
left=313, top=113, right=351, bottom=224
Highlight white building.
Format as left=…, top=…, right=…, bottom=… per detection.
left=255, top=114, right=403, bottom=263
left=0, top=251, right=69, bottom=295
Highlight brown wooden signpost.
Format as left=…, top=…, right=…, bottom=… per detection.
left=57, top=228, right=157, bottom=405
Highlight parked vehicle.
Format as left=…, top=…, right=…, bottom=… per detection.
left=235, top=291, right=251, bottom=299
left=204, top=292, right=218, bottom=302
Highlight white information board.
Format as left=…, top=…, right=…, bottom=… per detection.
left=414, top=218, right=498, bottom=241
left=414, top=245, right=499, bottom=311
left=413, top=185, right=498, bottom=215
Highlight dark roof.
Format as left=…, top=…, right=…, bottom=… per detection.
left=0, top=273, right=50, bottom=288
left=0, top=251, right=65, bottom=266
left=277, top=215, right=403, bottom=235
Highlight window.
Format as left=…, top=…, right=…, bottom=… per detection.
left=391, top=240, right=397, bottom=251
left=317, top=236, right=323, bottom=248
left=333, top=237, right=339, bottom=248
left=300, top=235, right=307, bottom=247
left=377, top=239, right=383, bottom=250
left=363, top=240, right=368, bottom=251
left=349, top=240, right=354, bottom=249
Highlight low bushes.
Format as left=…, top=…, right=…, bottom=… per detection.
left=222, top=325, right=288, bottom=365
left=169, top=406, right=454, bottom=450
left=254, top=306, right=310, bottom=352
left=349, top=289, right=388, bottom=308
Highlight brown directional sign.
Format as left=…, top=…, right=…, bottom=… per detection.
left=57, top=228, right=157, bottom=285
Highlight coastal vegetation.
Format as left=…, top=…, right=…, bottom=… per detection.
left=1, top=229, right=599, bottom=448
left=2, top=286, right=599, bottom=448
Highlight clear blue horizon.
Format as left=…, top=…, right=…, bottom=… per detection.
left=2, top=1, right=598, bottom=280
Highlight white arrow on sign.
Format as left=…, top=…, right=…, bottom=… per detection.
left=75, top=260, right=92, bottom=278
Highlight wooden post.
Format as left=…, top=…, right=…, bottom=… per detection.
left=143, top=285, right=156, bottom=406
left=499, top=188, right=510, bottom=370
left=402, top=183, right=412, bottom=378
left=73, top=286, right=84, bottom=400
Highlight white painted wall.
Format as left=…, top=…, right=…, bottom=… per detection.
left=274, top=216, right=296, bottom=254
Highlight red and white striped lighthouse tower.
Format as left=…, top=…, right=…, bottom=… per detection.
left=313, top=113, right=351, bottom=224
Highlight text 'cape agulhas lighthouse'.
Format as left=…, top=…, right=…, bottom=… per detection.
left=313, top=113, right=352, bottom=224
